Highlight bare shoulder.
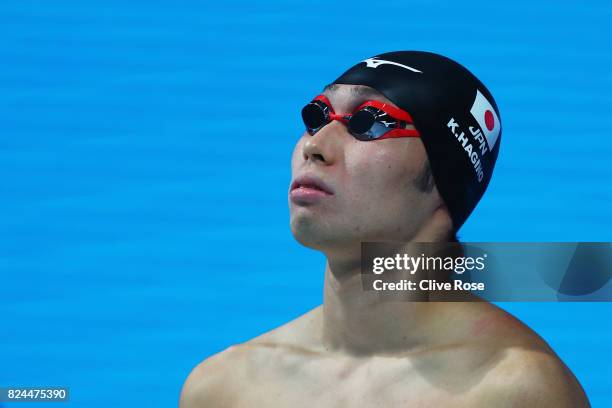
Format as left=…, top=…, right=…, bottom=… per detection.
left=179, top=307, right=323, bottom=408
left=252, top=306, right=323, bottom=345
left=472, top=346, right=590, bottom=407
left=179, top=344, right=248, bottom=408
left=465, top=304, right=590, bottom=407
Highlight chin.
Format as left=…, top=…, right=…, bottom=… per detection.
left=289, top=216, right=338, bottom=250
left=290, top=219, right=369, bottom=257
left=290, top=218, right=324, bottom=249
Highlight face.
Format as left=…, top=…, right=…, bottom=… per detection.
left=289, top=85, right=441, bottom=254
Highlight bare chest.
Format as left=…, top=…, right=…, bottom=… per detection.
left=228, top=351, right=476, bottom=408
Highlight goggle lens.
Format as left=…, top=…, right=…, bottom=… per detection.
left=301, top=100, right=329, bottom=135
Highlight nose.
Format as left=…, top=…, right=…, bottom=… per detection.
left=302, top=121, right=345, bottom=165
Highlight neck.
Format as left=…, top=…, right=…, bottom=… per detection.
left=321, top=245, right=455, bottom=356
left=320, top=206, right=460, bottom=355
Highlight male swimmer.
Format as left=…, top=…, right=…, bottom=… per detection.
left=180, top=51, right=589, bottom=407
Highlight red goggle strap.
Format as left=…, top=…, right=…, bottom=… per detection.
left=379, top=128, right=421, bottom=138
left=313, top=94, right=349, bottom=122
left=313, top=94, right=333, bottom=109
left=353, top=99, right=416, bottom=124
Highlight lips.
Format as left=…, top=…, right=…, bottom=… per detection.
left=289, top=175, right=334, bottom=205
left=290, top=175, right=334, bottom=195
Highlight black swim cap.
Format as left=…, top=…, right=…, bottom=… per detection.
left=333, top=51, right=502, bottom=231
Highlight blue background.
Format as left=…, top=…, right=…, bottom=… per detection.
left=1, top=1, right=610, bottom=406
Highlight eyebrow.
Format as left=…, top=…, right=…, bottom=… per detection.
left=322, top=83, right=337, bottom=93
left=323, top=83, right=385, bottom=97
left=322, top=84, right=389, bottom=108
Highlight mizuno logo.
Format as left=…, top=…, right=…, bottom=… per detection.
left=362, top=58, right=423, bottom=73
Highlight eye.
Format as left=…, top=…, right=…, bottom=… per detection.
left=301, top=101, right=329, bottom=134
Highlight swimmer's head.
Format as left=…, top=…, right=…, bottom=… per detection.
left=289, top=51, right=501, bottom=252
left=289, top=84, right=450, bottom=252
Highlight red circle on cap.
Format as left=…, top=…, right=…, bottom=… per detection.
left=484, top=110, right=495, bottom=131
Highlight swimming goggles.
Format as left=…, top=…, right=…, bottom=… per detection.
left=301, top=94, right=420, bottom=141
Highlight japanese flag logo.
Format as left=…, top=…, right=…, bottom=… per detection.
left=470, top=89, right=500, bottom=149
